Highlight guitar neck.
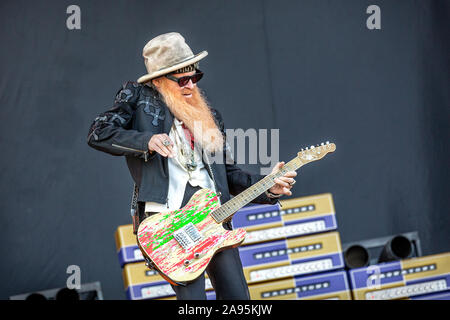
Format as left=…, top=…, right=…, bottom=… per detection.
left=211, top=157, right=302, bottom=223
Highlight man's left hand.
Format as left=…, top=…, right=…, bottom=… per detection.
left=268, top=162, right=297, bottom=197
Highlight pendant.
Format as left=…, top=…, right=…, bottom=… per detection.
left=186, top=161, right=197, bottom=171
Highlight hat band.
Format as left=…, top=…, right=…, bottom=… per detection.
left=173, top=62, right=199, bottom=74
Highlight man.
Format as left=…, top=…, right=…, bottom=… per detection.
left=87, top=32, right=296, bottom=300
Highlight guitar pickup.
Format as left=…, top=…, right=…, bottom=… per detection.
left=173, top=223, right=202, bottom=250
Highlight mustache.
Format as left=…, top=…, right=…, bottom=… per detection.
left=181, top=88, right=193, bottom=94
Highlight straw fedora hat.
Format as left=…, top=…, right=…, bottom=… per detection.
left=137, top=32, right=208, bottom=84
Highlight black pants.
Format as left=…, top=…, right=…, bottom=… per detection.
left=139, top=182, right=250, bottom=300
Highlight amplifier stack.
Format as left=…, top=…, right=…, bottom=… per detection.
left=115, top=191, right=450, bottom=300
left=115, top=192, right=354, bottom=300
left=115, top=189, right=450, bottom=300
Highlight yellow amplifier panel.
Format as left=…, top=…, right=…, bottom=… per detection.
left=123, top=261, right=163, bottom=290
left=115, top=225, right=136, bottom=248
left=279, top=193, right=335, bottom=222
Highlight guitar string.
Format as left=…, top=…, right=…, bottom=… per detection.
left=212, top=158, right=301, bottom=222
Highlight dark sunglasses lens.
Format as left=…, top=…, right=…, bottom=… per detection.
left=175, top=72, right=203, bottom=86
left=191, top=72, right=203, bottom=84
left=178, top=76, right=190, bottom=87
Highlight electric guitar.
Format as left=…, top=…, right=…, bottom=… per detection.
left=136, top=142, right=336, bottom=285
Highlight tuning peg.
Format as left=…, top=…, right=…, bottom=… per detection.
left=320, top=142, right=324, bottom=146
left=326, top=141, right=330, bottom=145
left=310, top=145, right=315, bottom=149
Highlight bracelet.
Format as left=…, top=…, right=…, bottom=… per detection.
left=265, top=190, right=282, bottom=199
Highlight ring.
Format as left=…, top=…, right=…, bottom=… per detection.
left=289, top=179, right=296, bottom=186
left=162, top=139, right=171, bottom=146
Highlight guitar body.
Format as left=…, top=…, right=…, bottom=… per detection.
left=136, top=188, right=246, bottom=285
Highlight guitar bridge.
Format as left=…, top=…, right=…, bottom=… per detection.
left=173, top=222, right=202, bottom=250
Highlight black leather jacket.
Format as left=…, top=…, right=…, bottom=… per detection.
left=87, top=81, right=277, bottom=210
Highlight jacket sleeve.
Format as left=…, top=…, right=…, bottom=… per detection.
left=212, top=109, right=280, bottom=205
left=87, top=81, right=155, bottom=161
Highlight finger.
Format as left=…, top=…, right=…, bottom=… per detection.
left=159, top=134, right=174, bottom=147
left=283, top=187, right=292, bottom=196
left=152, top=143, right=170, bottom=157
left=152, top=144, right=168, bottom=157
left=163, top=143, right=175, bottom=157
left=154, top=137, right=173, bottom=157
left=160, top=135, right=176, bottom=157
left=278, top=176, right=295, bottom=185
left=275, top=177, right=292, bottom=188
left=274, top=177, right=291, bottom=188
left=283, top=171, right=297, bottom=178
left=156, top=137, right=174, bottom=157
left=271, top=161, right=285, bottom=174
left=154, top=139, right=169, bottom=155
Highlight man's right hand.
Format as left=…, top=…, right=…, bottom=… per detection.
left=148, top=134, right=176, bottom=158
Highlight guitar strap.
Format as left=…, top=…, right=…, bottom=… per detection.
left=130, top=183, right=139, bottom=234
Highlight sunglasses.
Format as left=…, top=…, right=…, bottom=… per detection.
left=165, top=70, right=204, bottom=87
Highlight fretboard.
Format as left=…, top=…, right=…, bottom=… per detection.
left=211, top=157, right=302, bottom=223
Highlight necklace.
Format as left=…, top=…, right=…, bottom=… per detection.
left=172, top=122, right=197, bottom=172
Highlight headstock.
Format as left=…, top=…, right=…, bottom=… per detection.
left=297, top=141, right=336, bottom=164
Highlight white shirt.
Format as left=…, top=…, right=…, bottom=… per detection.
left=145, top=118, right=220, bottom=213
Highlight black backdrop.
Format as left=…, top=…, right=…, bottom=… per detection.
left=0, top=0, right=448, bottom=299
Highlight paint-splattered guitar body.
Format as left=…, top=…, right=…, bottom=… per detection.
left=136, top=188, right=246, bottom=285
